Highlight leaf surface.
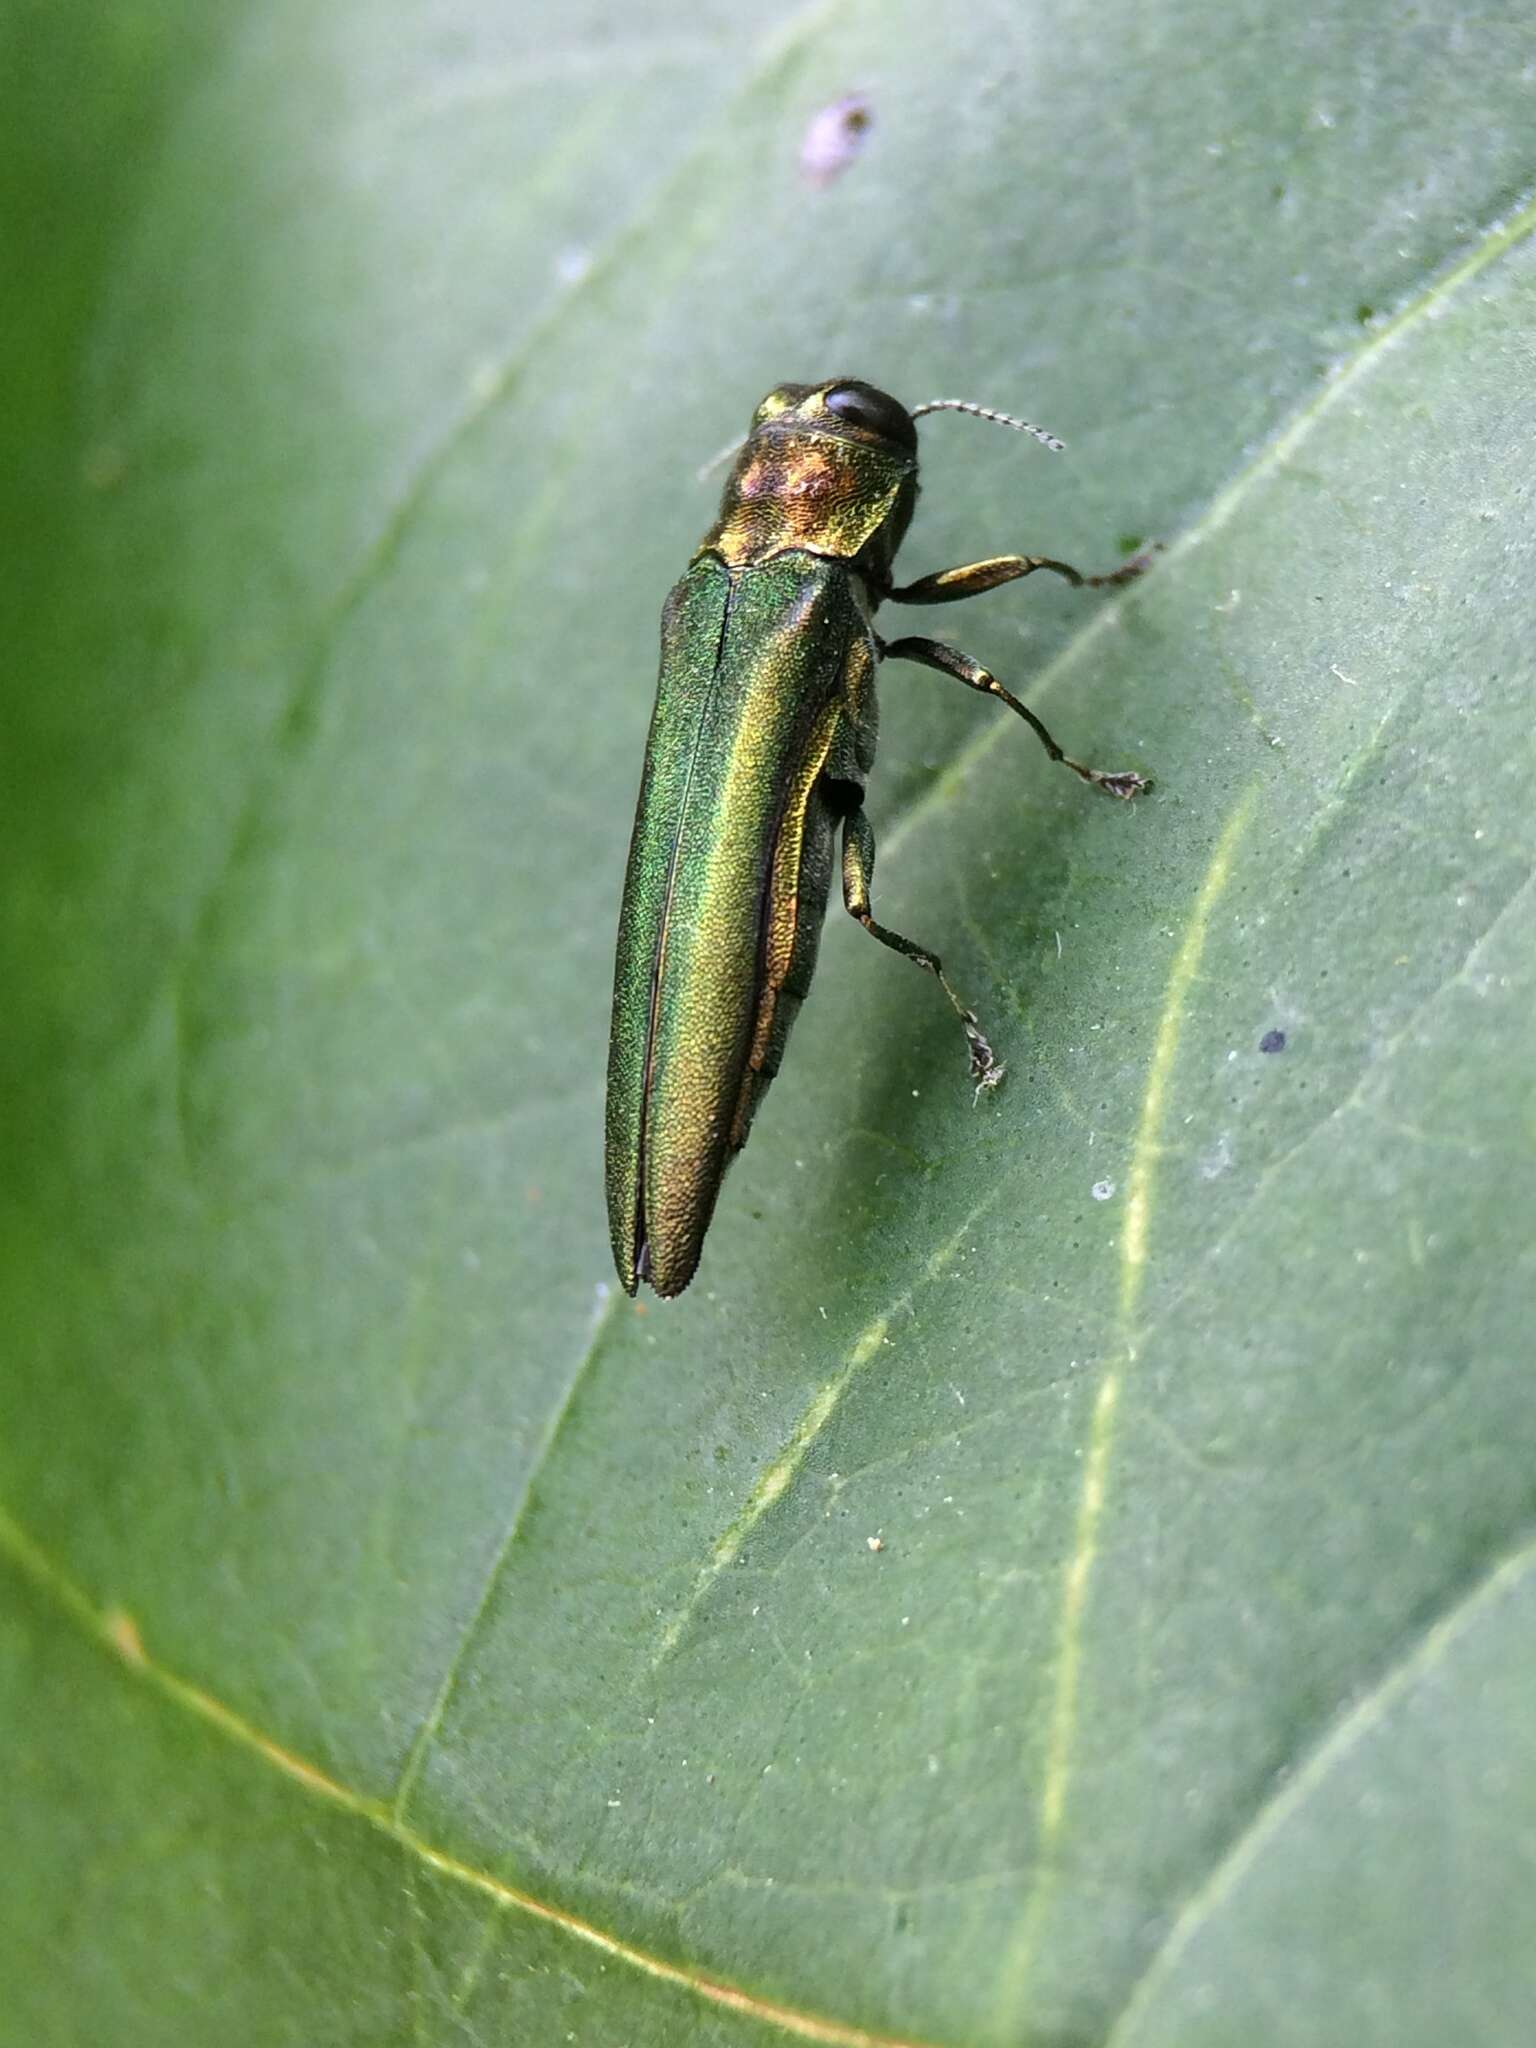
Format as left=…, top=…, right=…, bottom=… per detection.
left=4, top=4, right=1534, bottom=2042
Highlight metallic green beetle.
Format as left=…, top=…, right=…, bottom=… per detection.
left=606, top=378, right=1150, bottom=1298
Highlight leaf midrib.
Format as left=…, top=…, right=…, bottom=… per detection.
left=5, top=1497, right=1533, bottom=2048
left=0, top=1500, right=937, bottom=2048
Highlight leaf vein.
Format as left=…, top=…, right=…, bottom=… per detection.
left=168, top=0, right=844, bottom=1082
left=1124, top=861, right=1536, bottom=1361
left=1100, top=1530, right=1536, bottom=2046
left=991, top=790, right=1259, bottom=2021
left=0, top=1499, right=942, bottom=2048
left=879, top=185, right=1536, bottom=866
left=391, top=1285, right=622, bottom=1822
left=651, top=1194, right=1003, bottom=1667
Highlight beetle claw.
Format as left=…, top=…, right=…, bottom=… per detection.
left=960, top=1013, right=1005, bottom=1097
left=972, top=1059, right=1007, bottom=1104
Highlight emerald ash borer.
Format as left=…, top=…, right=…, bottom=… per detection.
left=606, top=378, right=1151, bottom=1298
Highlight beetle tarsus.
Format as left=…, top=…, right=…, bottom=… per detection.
left=1079, top=543, right=1162, bottom=587
left=973, top=1063, right=1007, bottom=1104
left=961, top=1012, right=1006, bottom=1099
left=1069, top=763, right=1152, bottom=800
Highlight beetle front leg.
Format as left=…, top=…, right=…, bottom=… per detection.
left=840, top=807, right=1004, bottom=1091
left=880, top=634, right=1149, bottom=800
left=888, top=548, right=1154, bottom=605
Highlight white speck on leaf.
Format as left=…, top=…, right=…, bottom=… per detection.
left=1199, top=1133, right=1235, bottom=1181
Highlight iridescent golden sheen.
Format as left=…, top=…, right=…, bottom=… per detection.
left=731, top=689, right=844, bottom=1147
left=606, top=554, right=866, bottom=1297
left=702, top=379, right=917, bottom=576
left=605, top=377, right=1141, bottom=1300
left=703, top=435, right=911, bottom=570
left=608, top=381, right=924, bottom=1298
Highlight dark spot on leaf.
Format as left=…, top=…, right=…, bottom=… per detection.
left=1356, top=302, right=1375, bottom=325
left=1259, top=1028, right=1287, bottom=1054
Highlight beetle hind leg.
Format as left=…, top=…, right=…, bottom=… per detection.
left=839, top=806, right=1004, bottom=1093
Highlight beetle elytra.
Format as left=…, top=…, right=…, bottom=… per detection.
left=606, top=379, right=1152, bottom=1298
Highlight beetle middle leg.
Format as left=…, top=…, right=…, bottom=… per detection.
left=838, top=803, right=1003, bottom=1090
left=880, top=634, right=1149, bottom=799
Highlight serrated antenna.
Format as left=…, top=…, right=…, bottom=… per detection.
left=909, top=398, right=1065, bottom=453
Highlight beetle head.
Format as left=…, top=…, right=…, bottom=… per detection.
left=700, top=379, right=919, bottom=573
left=749, top=379, right=919, bottom=457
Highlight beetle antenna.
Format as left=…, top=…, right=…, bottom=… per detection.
left=694, top=432, right=747, bottom=483
left=909, top=398, right=1065, bottom=453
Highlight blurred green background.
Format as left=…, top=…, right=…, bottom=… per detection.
left=3, top=4, right=1534, bottom=2043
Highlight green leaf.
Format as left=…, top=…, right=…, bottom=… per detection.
left=4, top=3, right=1534, bottom=2042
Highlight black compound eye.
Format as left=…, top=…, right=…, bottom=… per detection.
left=823, top=381, right=917, bottom=450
